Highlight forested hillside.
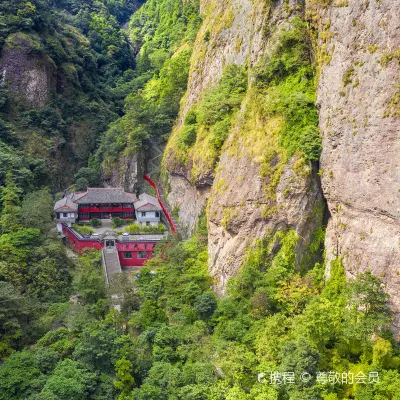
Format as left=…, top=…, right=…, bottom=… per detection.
left=0, top=0, right=140, bottom=374
left=0, top=0, right=399, bottom=399
left=0, top=0, right=138, bottom=190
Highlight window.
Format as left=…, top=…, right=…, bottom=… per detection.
left=123, top=212, right=134, bottom=217
left=146, top=221, right=150, bottom=226
left=63, top=213, right=68, bottom=218
left=137, top=251, right=147, bottom=259
left=155, top=211, right=160, bottom=218
left=56, top=213, right=60, bottom=219
left=141, top=212, right=146, bottom=217
left=123, top=252, right=132, bottom=259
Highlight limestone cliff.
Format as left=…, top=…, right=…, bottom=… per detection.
left=163, top=0, right=325, bottom=292
left=308, top=0, right=400, bottom=335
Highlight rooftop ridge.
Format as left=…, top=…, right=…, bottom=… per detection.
left=87, top=187, right=125, bottom=190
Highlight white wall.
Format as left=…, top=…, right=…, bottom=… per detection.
left=135, top=210, right=160, bottom=222
left=59, top=212, right=76, bottom=219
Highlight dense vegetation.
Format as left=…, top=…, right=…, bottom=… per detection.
left=254, top=17, right=322, bottom=161
left=0, top=0, right=138, bottom=190
left=0, top=1, right=398, bottom=399
left=1, top=216, right=399, bottom=399
left=173, top=64, right=248, bottom=180
left=97, top=0, right=201, bottom=176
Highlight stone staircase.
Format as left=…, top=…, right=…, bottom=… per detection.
left=102, top=248, right=122, bottom=285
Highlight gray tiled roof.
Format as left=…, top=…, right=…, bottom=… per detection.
left=54, top=192, right=85, bottom=212
left=135, top=193, right=162, bottom=211
left=75, top=188, right=137, bottom=204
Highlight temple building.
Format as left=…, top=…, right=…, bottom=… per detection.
left=54, top=187, right=162, bottom=229
left=54, top=182, right=177, bottom=269
left=134, top=193, right=163, bottom=226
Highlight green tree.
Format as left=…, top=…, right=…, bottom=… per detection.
left=0, top=173, right=22, bottom=233
left=28, top=242, right=72, bottom=300
left=73, top=250, right=106, bottom=304
left=183, top=291, right=215, bottom=321
left=0, top=350, right=41, bottom=400
left=114, top=357, right=135, bottom=398
left=279, top=338, right=320, bottom=388
left=74, top=167, right=100, bottom=187
left=344, top=271, right=392, bottom=342
left=39, top=359, right=97, bottom=400
left=20, top=189, right=54, bottom=233
left=0, top=282, right=29, bottom=359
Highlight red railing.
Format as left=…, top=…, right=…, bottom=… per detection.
left=143, top=175, right=176, bottom=232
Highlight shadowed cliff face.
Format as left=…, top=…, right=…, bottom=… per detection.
left=163, top=0, right=325, bottom=293
left=0, top=33, right=56, bottom=109
left=101, top=150, right=145, bottom=193
left=309, top=0, right=400, bottom=335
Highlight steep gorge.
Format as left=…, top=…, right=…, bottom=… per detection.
left=1, top=0, right=400, bottom=397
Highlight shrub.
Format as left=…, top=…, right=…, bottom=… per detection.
left=126, top=223, right=142, bottom=234
left=125, top=222, right=166, bottom=234
left=111, top=217, right=123, bottom=228
left=90, top=218, right=101, bottom=228
left=178, top=125, right=197, bottom=148
left=73, top=224, right=94, bottom=236
left=156, top=223, right=167, bottom=233
left=254, top=17, right=322, bottom=161
left=184, top=110, right=197, bottom=125
left=176, top=64, right=247, bottom=159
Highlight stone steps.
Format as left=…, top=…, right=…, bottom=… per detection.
left=102, top=249, right=121, bottom=285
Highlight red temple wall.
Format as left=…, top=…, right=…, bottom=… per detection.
left=62, top=225, right=156, bottom=267
left=62, top=225, right=104, bottom=251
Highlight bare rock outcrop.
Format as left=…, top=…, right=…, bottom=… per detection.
left=0, top=33, right=56, bottom=109
left=209, top=149, right=323, bottom=292
left=101, top=150, right=145, bottom=194
left=310, top=0, right=400, bottom=334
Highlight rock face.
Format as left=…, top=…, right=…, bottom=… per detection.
left=163, top=0, right=287, bottom=231
left=163, top=0, right=325, bottom=291
left=166, top=174, right=210, bottom=234
left=311, top=0, right=400, bottom=335
left=163, top=0, right=264, bottom=233
left=0, top=33, right=56, bottom=109
left=101, top=150, right=145, bottom=194
left=208, top=150, right=323, bottom=292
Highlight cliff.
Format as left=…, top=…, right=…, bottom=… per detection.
left=308, top=0, right=400, bottom=335
left=163, top=0, right=325, bottom=292
left=101, top=149, right=145, bottom=193
left=0, top=33, right=56, bottom=109
left=162, top=0, right=400, bottom=330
